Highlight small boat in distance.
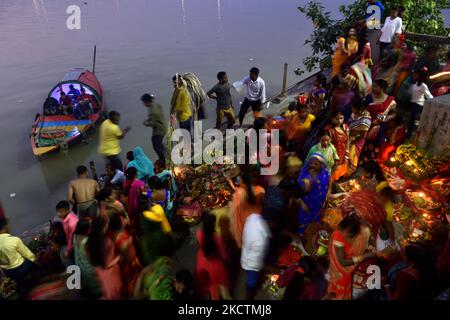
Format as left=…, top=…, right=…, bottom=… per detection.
left=30, top=68, right=105, bottom=156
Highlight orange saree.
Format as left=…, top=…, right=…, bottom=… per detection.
left=327, top=226, right=370, bottom=300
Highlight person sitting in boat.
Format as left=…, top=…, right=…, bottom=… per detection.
left=43, top=96, right=61, bottom=115
left=72, top=102, right=89, bottom=119
left=60, top=91, right=74, bottom=115
left=68, top=84, right=81, bottom=101
left=78, top=87, right=96, bottom=114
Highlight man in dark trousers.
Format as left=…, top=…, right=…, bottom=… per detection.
left=141, top=94, right=167, bottom=164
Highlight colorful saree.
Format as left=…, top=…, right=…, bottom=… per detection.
left=351, top=62, right=372, bottom=98
left=367, top=95, right=397, bottom=122
left=325, top=124, right=349, bottom=181
left=332, top=37, right=358, bottom=77
left=327, top=226, right=371, bottom=300
left=332, top=37, right=348, bottom=77
left=347, top=111, right=371, bottom=175
left=306, top=143, right=340, bottom=173
left=296, top=153, right=330, bottom=234
left=360, top=95, right=398, bottom=164
left=113, top=230, right=142, bottom=298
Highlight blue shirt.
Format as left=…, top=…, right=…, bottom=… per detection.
left=68, top=88, right=81, bottom=100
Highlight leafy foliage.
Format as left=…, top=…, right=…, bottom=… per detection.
left=296, top=0, right=450, bottom=75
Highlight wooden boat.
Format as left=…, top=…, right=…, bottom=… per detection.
left=30, top=68, right=105, bottom=156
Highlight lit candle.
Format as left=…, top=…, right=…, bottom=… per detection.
left=390, top=157, right=396, bottom=162
left=173, top=166, right=182, bottom=176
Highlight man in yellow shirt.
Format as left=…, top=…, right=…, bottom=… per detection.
left=98, top=110, right=131, bottom=171
left=0, top=218, right=37, bottom=295
left=171, top=75, right=193, bottom=132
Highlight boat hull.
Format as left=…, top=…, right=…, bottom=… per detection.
left=30, top=69, right=105, bottom=156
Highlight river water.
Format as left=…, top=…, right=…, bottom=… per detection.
left=1, top=0, right=447, bottom=234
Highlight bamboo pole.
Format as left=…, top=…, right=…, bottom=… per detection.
left=280, top=63, right=288, bottom=96
left=92, top=45, right=97, bottom=74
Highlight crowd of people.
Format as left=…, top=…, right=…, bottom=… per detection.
left=1, top=0, right=449, bottom=301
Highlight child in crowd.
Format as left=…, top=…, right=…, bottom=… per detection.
left=56, top=201, right=79, bottom=266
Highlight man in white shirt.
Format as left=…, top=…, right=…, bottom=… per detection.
left=408, top=68, right=434, bottom=138
left=241, top=213, right=271, bottom=299
left=238, top=67, right=266, bottom=126
left=377, top=7, right=402, bottom=60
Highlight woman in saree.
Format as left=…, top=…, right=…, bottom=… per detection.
left=392, top=43, right=416, bottom=97
left=285, top=104, right=316, bottom=153
left=328, top=213, right=377, bottom=300
left=296, top=153, right=330, bottom=234
left=332, top=28, right=359, bottom=77
left=194, top=213, right=231, bottom=300
left=329, top=74, right=356, bottom=121
left=366, top=79, right=397, bottom=122
left=351, top=61, right=372, bottom=98
left=127, top=146, right=154, bottom=182
left=108, top=208, right=142, bottom=298
left=377, top=115, right=406, bottom=164
left=325, top=112, right=350, bottom=181
left=306, top=131, right=340, bottom=174
left=361, top=79, right=397, bottom=164
left=86, top=215, right=123, bottom=300
left=73, top=218, right=102, bottom=298
left=346, top=97, right=372, bottom=175
left=147, top=176, right=174, bottom=221
left=123, top=167, right=145, bottom=234
left=138, top=195, right=173, bottom=266
left=308, top=73, right=328, bottom=116
left=229, top=166, right=265, bottom=248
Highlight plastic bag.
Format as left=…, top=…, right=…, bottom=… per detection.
left=232, top=80, right=245, bottom=94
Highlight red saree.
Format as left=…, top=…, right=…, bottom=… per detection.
left=194, top=229, right=229, bottom=300
left=328, top=227, right=370, bottom=300
left=367, top=95, right=396, bottom=122
left=377, top=125, right=406, bottom=163
left=114, top=231, right=142, bottom=298
left=326, top=124, right=349, bottom=181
